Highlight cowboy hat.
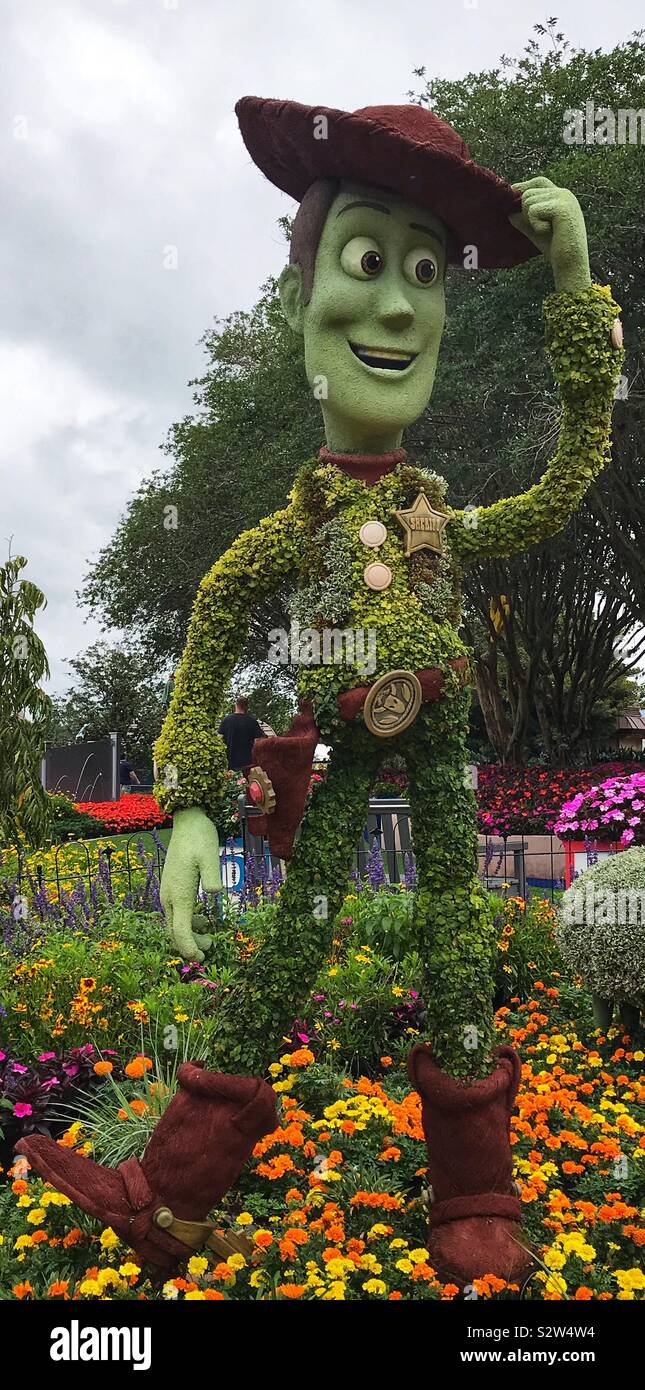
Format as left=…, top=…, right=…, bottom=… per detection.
left=236, top=96, right=538, bottom=269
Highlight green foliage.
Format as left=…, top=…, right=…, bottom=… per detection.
left=153, top=503, right=306, bottom=819
left=0, top=555, right=52, bottom=849
left=49, top=640, right=167, bottom=775
left=408, top=27, right=645, bottom=760
left=67, top=1023, right=209, bottom=1168
left=338, top=886, right=420, bottom=961
left=81, top=279, right=319, bottom=665
left=493, top=895, right=562, bottom=1004
left=0, top=909, right=225, bottom=1057
left=47, top=793, right=104, bottom=844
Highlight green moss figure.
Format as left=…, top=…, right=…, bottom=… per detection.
left=20, top=99, right=627, bottom=1287
left=154, top=102, right=623, bottom=1088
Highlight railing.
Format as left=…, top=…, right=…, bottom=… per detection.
left=0, top=799, right=582, bottom=915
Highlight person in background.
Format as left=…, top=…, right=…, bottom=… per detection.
left=119, top=747, right=140, bottom=794
left=218, top=696, right=264, bottom=771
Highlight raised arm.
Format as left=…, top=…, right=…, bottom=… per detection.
left=448, top=180, right=623, bottom=566
left=154, top=499, right=305, bottom=959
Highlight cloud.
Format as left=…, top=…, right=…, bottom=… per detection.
left=1, top=0, right=641, bottom=694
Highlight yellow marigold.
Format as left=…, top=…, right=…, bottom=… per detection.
left=26, top=1208, right=46, bottom=1225
left=187, top=1255, right=209, bottom=1277
left=362, top=1278, right=387, bottom=1296
left=99, top=1227, right=120, bottom=1250
left=79, top=1279, right=102, bottom=1296
left=615, top=1268, right=645, bottom=1292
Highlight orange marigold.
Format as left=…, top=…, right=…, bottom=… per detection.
left=13, top=1282, right=34, bottom=1299
left=124, top=1056, right=153, bottom=1079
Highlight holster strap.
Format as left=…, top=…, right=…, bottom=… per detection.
left=430, top=1192, right=522, bottom=1227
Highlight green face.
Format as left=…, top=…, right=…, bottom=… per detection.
left=283, top=183, right=447, bottom=453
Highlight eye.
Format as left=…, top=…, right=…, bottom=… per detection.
left=403, top=247, right=438, bottom=286
left=340, top=237, right=384, bottom=280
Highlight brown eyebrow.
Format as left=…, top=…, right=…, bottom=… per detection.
left=336, top=200, right=391, bottom=217
left=409, top=221, right=445, bottom=248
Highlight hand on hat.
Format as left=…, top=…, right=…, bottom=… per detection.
left=509, top=176, right=591, bottom=294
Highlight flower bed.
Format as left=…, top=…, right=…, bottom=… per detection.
left=1, top=984, right=644, bottom=1301
left=74, top=794, right=170, bottom=835
left=477, top=762, right=638, bottom=838
left=554, top=770, right=645, bottom=849
left=1, top=867, right=642, bottom=1302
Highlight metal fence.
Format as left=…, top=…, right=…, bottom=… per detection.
left=1, top=798, right=575, bottom=912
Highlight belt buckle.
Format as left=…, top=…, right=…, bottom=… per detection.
left=363, top=669, right=422, bottom=737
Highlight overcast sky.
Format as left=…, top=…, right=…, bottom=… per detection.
left=1, top=0, right=641, bottom=691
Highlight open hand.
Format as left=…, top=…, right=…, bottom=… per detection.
left=160, top=806, right=222, bottom=961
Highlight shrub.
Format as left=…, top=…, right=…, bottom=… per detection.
left=47, top=794, right=104, bottom=843
left=557, top=847, right=645, bottom=1007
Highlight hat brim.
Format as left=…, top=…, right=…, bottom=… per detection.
left=236, top=96, right=538, bottom=270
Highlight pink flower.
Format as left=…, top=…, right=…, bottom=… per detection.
left=13, top=1102, right=33, bottom=1118
left=38, top=1052, right=56, bottom=1062
left=11, top=1063, right=28, bottom=1074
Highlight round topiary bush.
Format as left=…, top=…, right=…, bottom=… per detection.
left=557, top=847, right=645, bottom=1030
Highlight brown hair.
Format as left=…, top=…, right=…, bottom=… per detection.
left=235, top=695, right=249, bottom=713
left=289, top=179, right=339, bottom=303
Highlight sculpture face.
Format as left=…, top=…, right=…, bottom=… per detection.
left=281, top=182, right=447, bottom=451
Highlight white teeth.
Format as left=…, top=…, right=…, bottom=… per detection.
left=357, top=347, right=412, bottom=360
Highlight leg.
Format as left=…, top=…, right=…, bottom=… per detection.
left=402, top=691, right=496, bottom=1080
left=208, top=720, right=382, bottom=1075
left=401, top=692, right=531, bottom=1284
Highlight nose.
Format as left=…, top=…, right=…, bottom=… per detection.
left=376, top=285, right=415, bottom=333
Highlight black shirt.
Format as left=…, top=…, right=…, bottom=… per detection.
left=120, top=759, right=134, bottom=785
left=218, top=713, right=264, bottom=770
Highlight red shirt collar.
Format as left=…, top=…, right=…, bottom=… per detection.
left=318, top=445, right=406, bottom=484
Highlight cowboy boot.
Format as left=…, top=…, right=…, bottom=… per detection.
left=408, top=1045, right=533, bottom=1286
left=16, top=1062, right=277, bottom=1269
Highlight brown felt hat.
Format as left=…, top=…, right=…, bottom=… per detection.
left=236, top=96, right=539, bottom=269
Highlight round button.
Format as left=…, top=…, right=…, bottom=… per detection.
left=359, top=520, right=387, bottom=548
left=611, top=318, right=623, bottom=349
left=364, top=561, right=392, bottom=591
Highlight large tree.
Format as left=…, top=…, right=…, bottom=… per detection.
left=49, top=641, right=166, bottom=774
left=0, top=555, right=52, bottom=847
left=405, top=23, right=645, bottom=759
left=81, top=24, right=645, bottom=762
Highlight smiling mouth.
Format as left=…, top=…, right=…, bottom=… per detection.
left=349, top=343, right=417, bottom=371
